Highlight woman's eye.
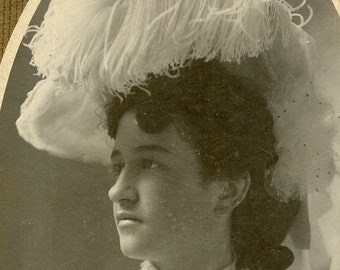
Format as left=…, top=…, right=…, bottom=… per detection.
left=142, top=159, right=160, bottom=170
left=111, top=162, right=124, bottom=179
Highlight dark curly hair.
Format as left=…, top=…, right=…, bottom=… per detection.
left=106, top=59, right=300, bottom=270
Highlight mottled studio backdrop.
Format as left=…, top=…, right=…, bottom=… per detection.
left=0, top=1, right=139, bottom=269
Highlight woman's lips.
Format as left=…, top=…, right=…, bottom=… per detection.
left=115, top=212, right=142, bottom=224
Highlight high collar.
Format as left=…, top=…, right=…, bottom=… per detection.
left=140, top=260, right=237, bottom=270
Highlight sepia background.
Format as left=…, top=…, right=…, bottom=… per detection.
left=0, top=0, right=29, bottom=59
left=0, top=1, right=339, bottom=270
left=0, top=1, right=139, bottom=269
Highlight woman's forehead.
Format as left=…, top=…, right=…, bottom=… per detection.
left=113, top=110, right=197, bottom=159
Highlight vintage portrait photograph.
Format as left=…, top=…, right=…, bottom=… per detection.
left=1, top=0, right=340, bottom=269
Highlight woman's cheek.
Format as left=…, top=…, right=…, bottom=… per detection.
left=139, top=173, right=179, bottom=209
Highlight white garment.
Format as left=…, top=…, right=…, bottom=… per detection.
left=140, top=260, right=237, bottom=270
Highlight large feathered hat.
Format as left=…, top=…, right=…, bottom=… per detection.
left=17, top=0, right=335, bottom=202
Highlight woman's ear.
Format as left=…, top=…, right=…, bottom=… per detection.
left=213, top=172, right=250, bottom=215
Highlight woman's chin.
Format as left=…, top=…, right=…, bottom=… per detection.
left=119, top=234, right=152, bottom=260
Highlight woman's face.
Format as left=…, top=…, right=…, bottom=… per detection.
left=108, top=110, right=222, bottom=261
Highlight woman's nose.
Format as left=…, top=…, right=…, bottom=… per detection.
left=108, top=170, right=138, bottom=203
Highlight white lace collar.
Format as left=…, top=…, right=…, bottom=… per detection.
left=140, top=260, right=237, bottom=270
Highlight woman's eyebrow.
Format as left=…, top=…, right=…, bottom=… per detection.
left=111, top=144, right=172, bottom=160
left=134, top=144, right=172, bottom=155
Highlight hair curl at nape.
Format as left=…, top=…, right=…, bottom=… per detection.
left=106, top=59, right=300, bottom=270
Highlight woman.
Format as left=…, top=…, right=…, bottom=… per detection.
left=106, top=59, right=301, bottom=270
left=15, top=0, right=338, bottom=269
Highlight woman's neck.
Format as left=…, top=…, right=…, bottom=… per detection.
left=148, top=221, right=233, bottom=270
